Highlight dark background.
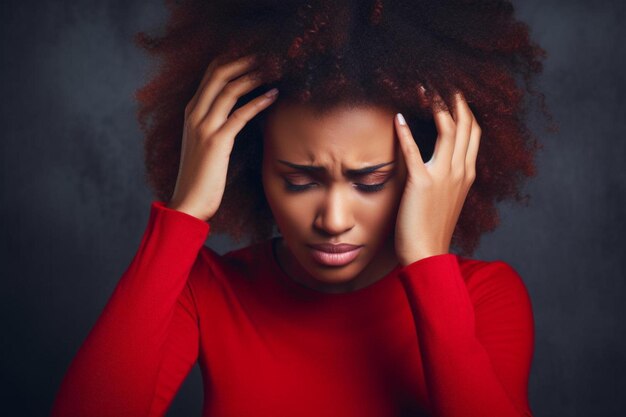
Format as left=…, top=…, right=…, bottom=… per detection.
left=1, top=1, right=624, bottom=416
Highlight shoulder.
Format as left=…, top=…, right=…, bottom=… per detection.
left=457, top=255, right=528, bottom=291
left=457, top=255, right=534, bottom=318
left=198, top=239, right=267, bottom=273
left=457, top=256, right=530, bottom=306
left=187, top=238, right=269, bottom=290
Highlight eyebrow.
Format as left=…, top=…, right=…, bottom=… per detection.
left=277, top=159, right=396, bottom=175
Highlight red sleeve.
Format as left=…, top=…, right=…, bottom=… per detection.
left=398, top=253, right=535, bottom=417
left=50, top=201, right=210, bottom=417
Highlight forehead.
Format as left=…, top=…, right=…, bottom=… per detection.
left=263, top=101, right=397, bottom=165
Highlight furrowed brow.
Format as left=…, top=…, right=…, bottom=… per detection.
left=277, top=159, right=395, bottom=175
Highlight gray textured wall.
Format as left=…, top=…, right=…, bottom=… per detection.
left=1, top=1, right=624, bottom=416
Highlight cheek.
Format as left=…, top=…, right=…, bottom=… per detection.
left=262, top=174, right=311, bottom=227
left=351, top=181, right=402, bottom=228
left=361, top=189, right=400, bottom=223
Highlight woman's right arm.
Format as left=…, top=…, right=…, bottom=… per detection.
left=50, top=53, right=279, bottom=416
left=50, top=201, right=210, bottom=417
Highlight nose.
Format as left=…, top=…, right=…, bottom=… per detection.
left=313, top=184, right=355, bottom=236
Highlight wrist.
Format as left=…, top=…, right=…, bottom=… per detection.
left=399, top=251, right=448, bottom=266
left=166, top=202, right=209, bottom=222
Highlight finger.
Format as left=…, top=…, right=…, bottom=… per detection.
left=394, top=113, right=428, bottom=178
left=197, top=53, right=228, bottom=91
left=450, top=92, right=473, bottom=172
left=201, top=70, right=266, bottom=129
left=201, top=53, right=260, bottom=93
left=217, top=88, right=279, bottom=139
left=186, top=54, right=231, bottom=113
left=466, top=114, right=481, bottom=179
left=429, top=91, right=456, bottom=171
left=187, top=54, right=259, bottom=124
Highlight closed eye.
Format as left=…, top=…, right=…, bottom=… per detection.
left=283, top=181, right=388, bottom=193
left=282, top=171, right=393, bottom=193
left=285, top=170, right=395, bottom=193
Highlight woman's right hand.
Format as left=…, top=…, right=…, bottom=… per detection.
left=166, top=54, right=279, bottom=222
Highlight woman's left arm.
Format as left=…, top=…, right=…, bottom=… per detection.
left=398, top=254, right=535, bottom=417
left=393, top=89, right=534, bottom=416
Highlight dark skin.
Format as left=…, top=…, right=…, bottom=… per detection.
left=168, top=54, right=481, bottom=294
left=261, top=100, right=406, bottom=293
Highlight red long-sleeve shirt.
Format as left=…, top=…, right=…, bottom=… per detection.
left=50, top=201, right=535, bottom=417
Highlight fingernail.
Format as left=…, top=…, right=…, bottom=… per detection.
left=264, top=88, right=279, bottom=98
left=396, top=113, right=406, bottom=125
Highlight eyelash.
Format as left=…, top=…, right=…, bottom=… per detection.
left=284, top=181, right=388, bottom=193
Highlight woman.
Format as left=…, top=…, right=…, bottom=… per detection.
left=51, top=0, right=547, bottom=416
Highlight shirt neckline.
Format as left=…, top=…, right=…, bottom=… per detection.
left=264, top=236, right=402, bottom=300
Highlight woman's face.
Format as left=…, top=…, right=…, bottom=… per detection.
left=261, top=100, right=409, bottom=293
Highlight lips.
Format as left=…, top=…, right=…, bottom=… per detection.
left=309, top=245, right=363, bottom=266
left=307, top=242, right=365, bottom=267
left=308, top=243, right=363, bottom=253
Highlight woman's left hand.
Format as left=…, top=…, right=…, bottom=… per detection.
left=394, top=90, right=481, bottom=266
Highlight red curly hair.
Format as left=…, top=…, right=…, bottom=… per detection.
left=134, top=0, right=553, bottom=256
